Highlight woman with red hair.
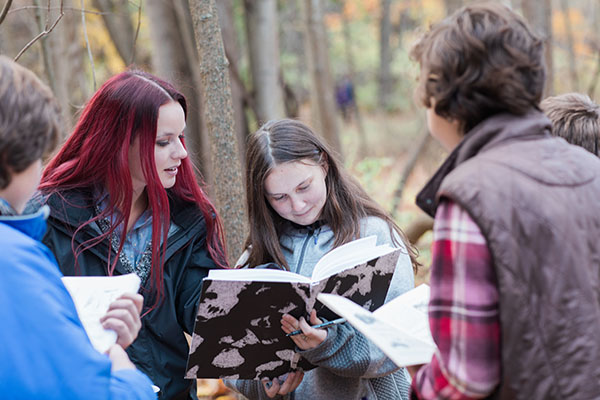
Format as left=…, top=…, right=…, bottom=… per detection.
left=38, top=70, right=227, bottom=400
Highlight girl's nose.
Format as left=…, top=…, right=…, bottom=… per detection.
left=174, top=138, right=188, bottom=160
left=291, top=196, right=305, bottom=212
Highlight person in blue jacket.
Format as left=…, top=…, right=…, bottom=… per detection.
left=0, top=55, right=156, bottom=399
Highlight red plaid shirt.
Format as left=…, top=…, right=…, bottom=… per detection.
left=411, top=200, right=501, bottom=399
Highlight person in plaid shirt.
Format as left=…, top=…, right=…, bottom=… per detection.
left=410, top=201, right=501, bottom=399
left=407, top=2, right=600, bottom=399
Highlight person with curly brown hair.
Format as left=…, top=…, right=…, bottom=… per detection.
left=408, top=3, right=600, bottom=399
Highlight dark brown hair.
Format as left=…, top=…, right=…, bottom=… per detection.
left=540, top=93, right=600, bottom=155
left=411, top=2, right=545, bottom=134
left=0, top=56, right=60, bottom=189
left=244, top=118, right=418, bottom=272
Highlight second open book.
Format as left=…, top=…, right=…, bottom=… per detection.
left=318, top=284, right=436, bottom=368
left=186, top=236, right=402, bottom=380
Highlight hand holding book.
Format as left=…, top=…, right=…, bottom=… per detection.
left=281, top=310, right=327, bottom=350
left=61, top=273, right=142, bottom=353
left=317, top=284, right=436, bottom=368
left=185, top=236, right=402, bottom=380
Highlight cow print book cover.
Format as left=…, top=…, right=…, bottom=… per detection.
left=185, top=237, right=401, bottom=380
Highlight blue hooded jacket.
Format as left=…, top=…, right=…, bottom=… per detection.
left=0, top=201, right=156, bottom=399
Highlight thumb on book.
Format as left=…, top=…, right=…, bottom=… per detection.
left=309, top=309, right=323, bottom=325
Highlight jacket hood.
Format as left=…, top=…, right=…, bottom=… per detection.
left=0, top=203, right=50, bottom=241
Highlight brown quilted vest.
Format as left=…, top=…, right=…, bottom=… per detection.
left=417, top=111, right=600, bottom=400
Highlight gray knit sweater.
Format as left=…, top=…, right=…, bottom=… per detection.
left=226, top=217, right=414, bottom=400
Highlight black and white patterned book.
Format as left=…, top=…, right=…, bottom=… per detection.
left=185, top=236, right=402, bottom=380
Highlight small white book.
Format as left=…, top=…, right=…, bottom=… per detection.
left=318, top=284, right=436, bottom=367
left=61, top=273, right=141, bottom=353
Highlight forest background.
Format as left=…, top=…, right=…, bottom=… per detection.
left=2, top=0, right=599, bottom=398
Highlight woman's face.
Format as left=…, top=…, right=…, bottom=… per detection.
left=129, top=101, right=188, bottom=192
left=264, top=159, right=328, bottom=226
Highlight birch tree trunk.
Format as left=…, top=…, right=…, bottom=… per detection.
left=244, top=0, right=285, bottom=123
left=302, top=0, right=342, bottom=157
left=189, top=0, right=248, bottom=265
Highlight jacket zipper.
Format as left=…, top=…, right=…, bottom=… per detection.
left=289, top=226, right=321, bottom=400
left=294, top=228, right=315, bottom=274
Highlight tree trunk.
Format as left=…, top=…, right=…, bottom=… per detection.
left=378, top=0, right=392, bottom=111
left=390, top=128, right=429, bottom=220
left=522, top=0, right=554, bottom=96
left=302, top=0, right=342, bottom=157
left=216, top=0, right=249, bottom=164
left=146, top=0, right=210, bottom=182
left=48, top=1, right=87, bottom=134
left=444, top=0, right=463, bottom=15
left=587, top=50, right=600, bottom=98
left=189, top=0, right=248, bottom=265
left=341, top=2, right=367, bottom=157
left=33, top=0, right=57, bottom=105
left=560, top=0, right=578, bottom=91
left=244, top=0, right=285, bottom=123
left=92, top=0, right=138, bottom=65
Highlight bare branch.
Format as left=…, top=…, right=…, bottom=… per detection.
left=14, top=0, right=64, bottom=62
left=0, top=0, right=13, bottom=25
left=9, top=5, right=117, bottom=16
left=390, top=126, right=429, bottom=220
left=81, top=0, right=96, bottom=91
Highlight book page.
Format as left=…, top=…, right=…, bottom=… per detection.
left=312, top=235, right=395, bottom=281
left=208, top=268, right=311, bottom=283
left=61, top=273, right=141, bottom=353
left=373, top=284, right=432, bottom=343
left=318, top=285, right=436, bottom=367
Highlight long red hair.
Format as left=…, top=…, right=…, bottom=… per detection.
left=40, top=70, right=227, bottom=306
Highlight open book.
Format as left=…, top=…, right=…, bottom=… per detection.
left=61, top=273, right=141, bottom=353
left=318, top=284, right=436, bottom=367
left=185, top=236, right=402, bottom=380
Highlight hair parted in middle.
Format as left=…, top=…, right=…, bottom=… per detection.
left=411, top=1, right=546, bottom=134
left=40, top=69, right=227, bottom=305
left=540, top=93, right=600, bottom=156
left=244, top=118, right=418, bottom=272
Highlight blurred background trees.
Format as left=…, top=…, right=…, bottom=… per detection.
left=3, top=0, right=600, bottom=301
left=2, top=0, right=599, bottom=397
